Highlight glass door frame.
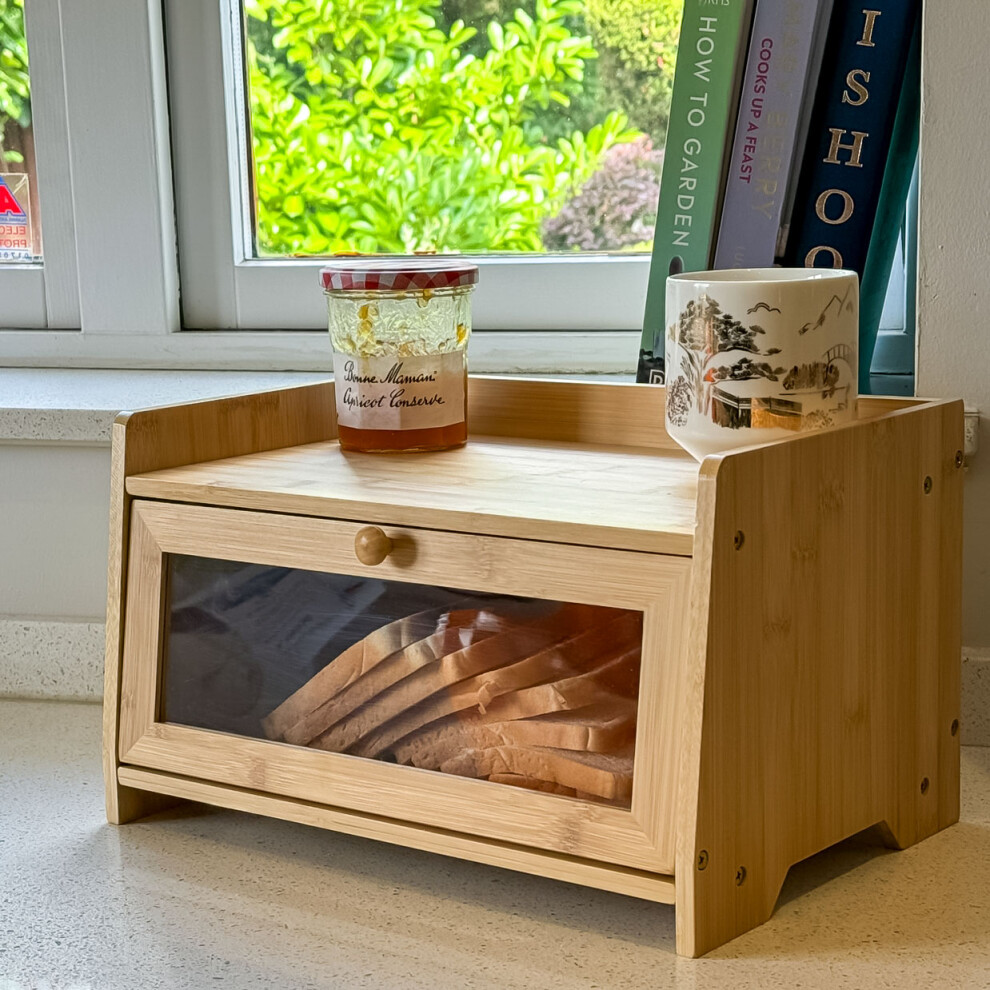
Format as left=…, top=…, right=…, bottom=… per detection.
left=118, top=498, right=691, bottom=874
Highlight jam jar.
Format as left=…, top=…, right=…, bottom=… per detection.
left=321, top=259, right=479, bottom=452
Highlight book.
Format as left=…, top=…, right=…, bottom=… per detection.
left=778, top=0, right=921, bottom=275
left=857, top=14, right=920, bottom=393
left=713, top=0, right=834, bottom=270
left=637, top=0, right=756, bottom=384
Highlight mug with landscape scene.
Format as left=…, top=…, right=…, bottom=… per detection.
left=663, top=268, right=859, bottom=460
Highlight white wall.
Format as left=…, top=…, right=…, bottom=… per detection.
left=0, top=445, right=110, bottom=619
left=917, top=1, right=990, bottom=647
left=0, top=444, right=110, bottom=698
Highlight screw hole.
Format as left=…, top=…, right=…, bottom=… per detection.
left=951, top=719, right=960, bottom=737
left=921, top=777, right=930, bottom=795
left=697, top=850, right=709, bottom=871
left=734, top=531, right=745, bottom=550
left=735, top=866, right=747, bottom=886
left=955, top=450, right=964, bottom=469
left=923, top=476, right=933, bottom=494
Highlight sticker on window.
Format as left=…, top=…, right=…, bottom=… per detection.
left=0, top=173, right=33, bottom=262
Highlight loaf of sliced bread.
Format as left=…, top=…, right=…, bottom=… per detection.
left=470, top=646, right=640, bottom=723
left=262, top=604, right=458, bottom=740
left=307, top=602, right=609, bottom=754
left=346, top=615, right=640, bottom=760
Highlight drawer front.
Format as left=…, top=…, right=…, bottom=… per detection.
left=119, top=499, right=690, bottom=872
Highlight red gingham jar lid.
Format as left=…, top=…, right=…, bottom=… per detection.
left=320, top=257, right=479, bottom=292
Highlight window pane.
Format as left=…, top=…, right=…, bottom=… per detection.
left=0, top=0, right=40, bottom=261
left=241, top=0, right=680, bottom=257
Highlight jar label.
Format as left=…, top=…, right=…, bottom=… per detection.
left=333, top=351, right=466, bottom=430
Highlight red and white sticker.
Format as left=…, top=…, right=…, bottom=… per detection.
left=333, top=351, right=466, bottom=431
left=0, top=174, right=33, bottom=262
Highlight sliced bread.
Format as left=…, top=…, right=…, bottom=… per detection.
left=439, top=745, right=634, bottom=802
left=388, top=701, right=637, bottom=769
left=262, top=604, right=458, bottom=740
left=308, top=602, right=609, bottom=754
left=346, top=615, right=640, bottom=760
left=280, top=607, right=509, bottom=746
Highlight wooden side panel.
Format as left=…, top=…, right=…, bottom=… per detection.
left=103, top=383, right=337, bottom=823
left=676, top=399, right=964, bottom=957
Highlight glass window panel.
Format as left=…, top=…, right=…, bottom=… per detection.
left=240, top=0, right=680, bottom=258
left=230, top=0, right=911, bottom=346
left=0, top=0, right=40, bottom=261
left=162, top=554, right=642, bottom=808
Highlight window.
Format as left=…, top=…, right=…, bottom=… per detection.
left=0, top=0, right=46, bottom=326
left=0, top=0, right=39, bottom=262
left=167, top=0, right=659, bottom=339
left=0, top=0, right=176, bottom=341
left=0, top=0, right=916, bottom=379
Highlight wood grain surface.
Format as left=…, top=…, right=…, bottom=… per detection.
left=102, top=378, right=962, bottom=958
left=125, top=436, right=700, bottom=556
left=103, top=383, right=336, bottom=823
left=675, top=397, right=964, bottom=956
left=118, top=498, right=691, bottom=873
left=117, top=766, right=677, bottom=904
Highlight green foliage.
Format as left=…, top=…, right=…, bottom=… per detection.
left=246, top=0, right=638, bottom=254
left=433, top=0, right=607, bottom=142
left=0, top=0, right=30, bottom=162
left=584, top=0, right=680, bottom=147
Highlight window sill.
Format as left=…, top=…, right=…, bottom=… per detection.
left=0, top=329, right=641, bottom=376
left=0, top=368, right=330, bottom=444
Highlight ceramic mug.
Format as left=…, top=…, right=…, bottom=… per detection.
left=663, top=268, right=859, bottom=460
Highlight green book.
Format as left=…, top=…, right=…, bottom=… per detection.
left=637, top=0, right=755, bottom=383
left=857, top=15, right=920, bottom=394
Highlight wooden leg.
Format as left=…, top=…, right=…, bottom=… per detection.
left=675, top=849, right=790, bottom=958
left=107, top=780, right=184, bottom=825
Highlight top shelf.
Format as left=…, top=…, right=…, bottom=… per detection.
left=126, top=433, right=702, bottom=556
left=119, top=377, right=927, bottom=558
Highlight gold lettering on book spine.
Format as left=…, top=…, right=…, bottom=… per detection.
left=823, top=128, right=868, bottom=167
left=805, top=245, right=844, bottom=267
left=857, top=9, right=881, bottom=47
left=816, top=188, right=855, bottom=225
left=842, top=69, right=871, bottom=106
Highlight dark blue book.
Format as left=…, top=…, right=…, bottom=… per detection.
left=778, top=0, right=921, bottom=275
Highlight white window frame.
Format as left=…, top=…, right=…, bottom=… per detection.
left=1, top=0, right=80, bottom=330
left=166, top=0, right=651, bottom=336
left=0, top=0, right=178, bottom=342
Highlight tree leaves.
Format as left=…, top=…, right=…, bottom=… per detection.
left=245, top=0, right=639, bottom=254
left=0, top=0, right=30, bottom=129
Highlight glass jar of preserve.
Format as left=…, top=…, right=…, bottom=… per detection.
left=321, top=259, right=479, bottom=453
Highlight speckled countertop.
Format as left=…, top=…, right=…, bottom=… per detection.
left=3, top=699, right=990, bottom=989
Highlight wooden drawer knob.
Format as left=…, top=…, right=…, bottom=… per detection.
left=354, top=526, right=392, bottom=566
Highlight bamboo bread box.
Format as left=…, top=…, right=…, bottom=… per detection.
left=103, top=377, right=963, bottom=956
